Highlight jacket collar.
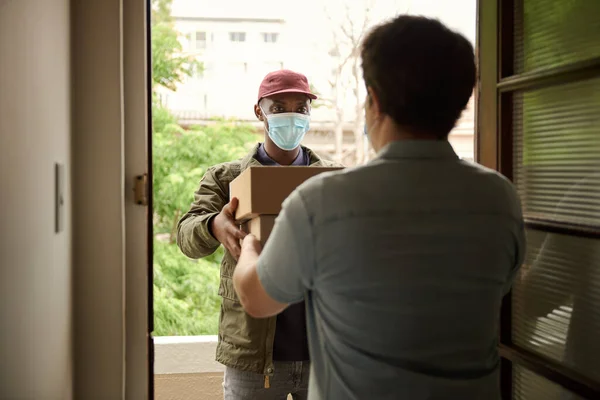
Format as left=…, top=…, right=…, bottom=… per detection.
left=240, top=143, right=327, bottom=170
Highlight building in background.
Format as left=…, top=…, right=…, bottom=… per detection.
left=161, top=0, right=475, bottom=165
left=157, top=4, right=287, bottom=120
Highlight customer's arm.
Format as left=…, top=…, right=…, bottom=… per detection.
left=234, top=190, right=316, bottom=318
left=234, top=235, right=288, bottom=318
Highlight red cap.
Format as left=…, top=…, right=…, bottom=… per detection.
left=257, top=70, right=318, bottom=102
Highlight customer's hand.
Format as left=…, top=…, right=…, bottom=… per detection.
left=210, top=198, right=247, bottom=260
left=241, top=234, right=263, bottom=254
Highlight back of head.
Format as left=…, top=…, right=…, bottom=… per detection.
left=361, top=15, right=476, bottom=139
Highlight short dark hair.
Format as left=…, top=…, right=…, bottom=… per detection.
left=361, top=15, right=476, bottom=138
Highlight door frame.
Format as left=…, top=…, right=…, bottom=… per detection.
left=71, top=0, right=152, bottom=398
left=124, top=0, right=153, bottom=398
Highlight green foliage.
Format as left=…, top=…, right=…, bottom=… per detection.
left=152, top=119, right=256, bottom=336
left=150, top=0, right=258, bottom=337
left=152, top=102, right=178, bottom=134
left=151, top=0, right=172, bottom=24
left=152, top=119, right=257, bottom=236
left=151, top=0, right=200, bottom=92
left=153, top=240, right=223, bottom=336
left=152, top=113, right=257, bottom=336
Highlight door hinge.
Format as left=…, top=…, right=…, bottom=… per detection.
left=134, top=174, right=148, bottom=206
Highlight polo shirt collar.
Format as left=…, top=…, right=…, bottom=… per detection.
left=378, top=140, right=458, bottom=160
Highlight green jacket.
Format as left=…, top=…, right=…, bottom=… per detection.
left=177, top=143, right=340, bottom=376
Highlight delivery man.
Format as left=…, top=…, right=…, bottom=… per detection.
left=177, top=69, right=341, bottom=400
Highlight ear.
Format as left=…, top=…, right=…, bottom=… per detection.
left=254, top=104, right=262, bottom=121
left=367, top=87, right=382, bottom=117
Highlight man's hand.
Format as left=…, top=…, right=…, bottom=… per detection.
left=210, top=197, right=247, bottom=259
left=241, top=234, right=263, bottom=255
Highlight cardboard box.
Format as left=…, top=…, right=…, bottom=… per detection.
left=241, top=215, right=277, bottom=246
left=230, top=166, right=342, bottom=222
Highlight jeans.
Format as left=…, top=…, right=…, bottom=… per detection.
left=223, top=361, right=309, bottom=400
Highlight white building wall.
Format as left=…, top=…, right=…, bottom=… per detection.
left=160, top=17, right=287, bottom=120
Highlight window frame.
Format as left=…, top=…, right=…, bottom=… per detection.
left=194, top=31, right=207, bottom=49
left=262, top=32, right=279, bottom=43
left=477, top=0, right=600, bottom=398
left=229, top=31, right=247, bottom=43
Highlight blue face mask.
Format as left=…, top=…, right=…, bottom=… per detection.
left=261, top=108, right=311, bottom=151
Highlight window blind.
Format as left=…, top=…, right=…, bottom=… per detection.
left=514, top=0, right=600, bottom=74
left=512, top=230, right=600, bottom=382
left=512, top=78, right=600, bottom=228
left=514, top=364, right=587, bottom=400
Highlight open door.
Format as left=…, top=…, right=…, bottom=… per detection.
left=124, top=0, right=153, bottom=398
left=478, top=0, right=600, bottom=399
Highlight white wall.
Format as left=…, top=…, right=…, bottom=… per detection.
left=0, top=0, right=73, bottom=398
left=164, top=17, right=286, bottom=120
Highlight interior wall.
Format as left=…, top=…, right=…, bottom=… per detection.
left=0, top=0, right=73, bottom=398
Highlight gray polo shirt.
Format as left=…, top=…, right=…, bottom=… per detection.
left=256, top=140, right=525, bottom=400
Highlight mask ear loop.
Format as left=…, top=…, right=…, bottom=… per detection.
left=364, top=92, right=381, bottom=137
left=259, top=105, right=270, bottom=134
